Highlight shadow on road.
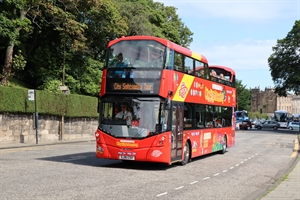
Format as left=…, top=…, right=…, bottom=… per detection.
left=37, top=151, right=177, bottom=171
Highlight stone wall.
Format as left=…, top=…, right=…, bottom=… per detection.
left=0, top=113, right=98, bottom=144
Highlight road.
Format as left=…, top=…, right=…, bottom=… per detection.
left=0, top=129, right=298, bottom=200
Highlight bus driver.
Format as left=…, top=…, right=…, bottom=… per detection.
left=115, top=104, right=132, bottom=126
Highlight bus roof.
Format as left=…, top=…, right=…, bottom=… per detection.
left=209, top=65, right=236, bottom=76
left=107, top=35, right=208, bottom=64
left=275, top=110, right=288, bottom=113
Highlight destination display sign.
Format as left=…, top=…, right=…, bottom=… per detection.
left=112, top=82, right=154, bottom=91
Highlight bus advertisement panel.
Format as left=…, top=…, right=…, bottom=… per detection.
left=95, top=36, right=236, bottom=165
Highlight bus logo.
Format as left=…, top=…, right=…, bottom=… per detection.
left=179, top=82, right=188, bottom=98
left=152, top=150, right=162, bottom=157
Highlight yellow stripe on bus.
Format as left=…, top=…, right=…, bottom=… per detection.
left=191, top=52, right=202, bottom=61
left=172, top=74, right=194, bottom=102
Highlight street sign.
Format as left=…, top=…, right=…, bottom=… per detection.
left=58, top=86, right=68, bottom=91
left=28, top=90, right=35, bottom=101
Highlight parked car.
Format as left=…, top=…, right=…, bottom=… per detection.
left=287, top=122, right=300, bottom=130
left=255, top=120, right=280, bottom=130
left=239, top=120, right=252, bottom=130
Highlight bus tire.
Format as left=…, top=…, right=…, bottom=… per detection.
left=220, top=136, right=227, bottom=154
left=181, top=141, right=190, bottom=166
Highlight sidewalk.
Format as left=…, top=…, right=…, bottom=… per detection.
left=260, top=135, right=300, bottom=200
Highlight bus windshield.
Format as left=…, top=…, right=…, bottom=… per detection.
left=235, top=110, right=248, bottom=121
left=99, top=97, right=167, bottom=138
left=274, top=111, right=288, bottom=122
left=106, top=40, right=167, bottom=69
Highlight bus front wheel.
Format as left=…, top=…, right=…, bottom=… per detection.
left=181, top=142, right=190, bottom=166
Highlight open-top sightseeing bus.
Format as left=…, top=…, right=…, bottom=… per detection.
left=95, top=36, right=236, bottom=165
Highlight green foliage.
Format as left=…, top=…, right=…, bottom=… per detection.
left=236, top=79, right=251, bottom=111
left=37, top=79, right=62, bottom=93
left=12, top=50, right=26, bottom=70
left=248, top=112, right=269, bottom=120
left=1, top=0, right=194, bottom=96
left=268, top=20, right=300, bottom=96
left=0, top=87, right=98, bottom=117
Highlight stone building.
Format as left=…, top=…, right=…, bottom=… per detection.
left=250, top=87, right=299, bottom=115
left=292, top=95, right=300, bottom=114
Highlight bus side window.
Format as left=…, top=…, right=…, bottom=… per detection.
left=165, top=48, right=174, bottom=70
left=184, top=103, right=193, bottom=129
left=184, top=56, right=193, bottom=75
left=194, top=104, right=206, bottom=129
left=174, top=52, right=183, bottom=72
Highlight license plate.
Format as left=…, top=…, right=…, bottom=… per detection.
left=119, top=155, right=135, bottom=160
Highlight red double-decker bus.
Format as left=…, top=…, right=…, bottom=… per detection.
left=95, top=36, right=236, bottom=165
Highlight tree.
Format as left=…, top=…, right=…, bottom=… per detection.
left=0, top=0, right=34, bottom=86
left=236, top=79, right=251, bottom=111
left=268, top=20, right=300, bottom=96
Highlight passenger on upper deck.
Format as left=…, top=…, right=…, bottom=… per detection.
left=210, top=70, right=218, bottom=78
left=199, top=69, right=205, bottom=77
left=111, top=53, right=128, bottom=77
left=219, top=73, right=226, bottom=80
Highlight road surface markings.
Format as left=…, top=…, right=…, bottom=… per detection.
left=174, top=186, right=184, bottom=190
left=156, top=154, right=258, bottom=198
left=156, top=192, right=167, bottom=197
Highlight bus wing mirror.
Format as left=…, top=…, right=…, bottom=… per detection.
left=97, top=99, right=100, bottom=113
left=164, top=98, right=171, bottom=110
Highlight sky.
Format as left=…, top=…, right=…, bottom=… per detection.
left=156, top=0, right=300, bottom=89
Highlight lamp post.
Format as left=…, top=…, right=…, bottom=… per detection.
left=295, top=47, right=300, bottom=138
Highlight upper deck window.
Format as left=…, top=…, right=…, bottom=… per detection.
left=106, top=40, right=166, bottom=69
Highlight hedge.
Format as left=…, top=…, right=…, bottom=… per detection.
left=0, top=87, right=99, bottom=118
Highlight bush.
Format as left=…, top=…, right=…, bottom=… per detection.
left=0, top=87, right=98, bottom=117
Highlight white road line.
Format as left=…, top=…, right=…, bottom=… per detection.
left=213, top=173, right=219, bottom=176
left=174, top=186, right=184, bottom=190
left=230, top=167, right=234, bottom=169
left=223, top=170, right=228, bottom=172
left=236, top=164, right=239, bottom=166
left=190, top=181, right=198, bottom=184
left=240, top=161, right=244, bottom=164
left=202, top=177, right=210, bottom=180
left=244, top=159, right=248, bottom=161
left=156, top=192, right=167, bottom=197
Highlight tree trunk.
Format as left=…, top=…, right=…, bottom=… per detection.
left=0, top=44, right=14, bottom=86
left=0, top=10, right=27, bottom=86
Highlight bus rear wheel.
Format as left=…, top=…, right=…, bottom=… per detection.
left=181, top=142, right=190, bottom=166
left=220, top=136, right=227, bottom=154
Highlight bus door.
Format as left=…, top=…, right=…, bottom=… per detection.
left=171, top=104, right=184, bottom=162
